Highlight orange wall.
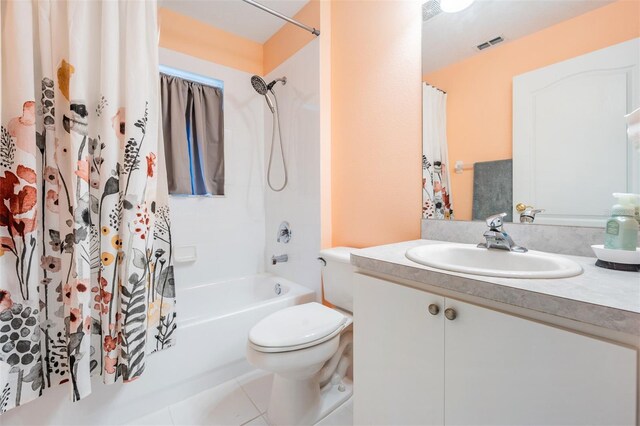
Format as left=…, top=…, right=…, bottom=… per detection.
left=158, top=8, right=263, bottom=75
left=264, top=0, right=320, bottom=75
left=331, top=0, right=422, bottom=248
left=159, top=4, right=320, bottom=77
left=424, top=0, right=640, bottom=220
left=320, top=0, right=333, bottom=249
left=159, top=2, right=424, bottom=248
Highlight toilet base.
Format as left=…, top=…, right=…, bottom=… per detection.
left=266, top=375, right=353, bottom=426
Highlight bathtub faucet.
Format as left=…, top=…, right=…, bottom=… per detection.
left=271, top=254, right=288, bottom=265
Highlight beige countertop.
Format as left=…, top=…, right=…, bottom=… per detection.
left=351, top=239, right=640, bottom=336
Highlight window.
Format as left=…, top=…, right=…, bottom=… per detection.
left=160, top=66, right=225, bottom=196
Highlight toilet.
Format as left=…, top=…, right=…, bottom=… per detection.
left=246, top=247, right=355, bottom=426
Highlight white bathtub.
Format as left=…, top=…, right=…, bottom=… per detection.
left=180, top=274, right=311, bottom=327
left=2, top=274, right=315, bottom=426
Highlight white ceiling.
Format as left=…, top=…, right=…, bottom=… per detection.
left=159, top=0, right=310, bottom=43
left=422, top=0, right=617, bottom=74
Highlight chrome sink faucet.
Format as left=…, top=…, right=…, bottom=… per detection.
left=477, top=213, right=527, bottom=253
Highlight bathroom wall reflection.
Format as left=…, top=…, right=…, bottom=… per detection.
left=421, top=0, right=640, bottom=226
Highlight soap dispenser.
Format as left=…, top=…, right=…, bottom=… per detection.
left=604, top=193, right=639, bottom=251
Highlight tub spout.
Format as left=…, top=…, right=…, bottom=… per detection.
left=272, top=254, right=288, bottom=265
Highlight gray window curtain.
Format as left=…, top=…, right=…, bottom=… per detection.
left=160, top=73, right=225, bottom=195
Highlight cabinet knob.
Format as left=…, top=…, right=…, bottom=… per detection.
left=444, top=308, right=457, bottom=321
left=428, top=304, right=440, bottom=316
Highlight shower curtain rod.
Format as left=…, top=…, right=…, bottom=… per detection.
left=241, top=0, right=320, bottom=37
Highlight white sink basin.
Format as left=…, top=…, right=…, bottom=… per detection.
left=405, top=243, right=583, bottom=279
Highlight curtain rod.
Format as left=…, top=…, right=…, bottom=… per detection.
left=241, top=0, right=320, bottom=37
left=159, top=65, right=224, bottom=90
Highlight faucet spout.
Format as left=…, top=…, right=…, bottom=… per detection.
left=478, top=213, right=527, bottom=253
left=271, top=254, right=288, bottom=265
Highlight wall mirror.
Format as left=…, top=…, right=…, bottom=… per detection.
left=421, top=0, right=639, bottom=227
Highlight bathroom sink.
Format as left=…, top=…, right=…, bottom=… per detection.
left=405, top=243, right=583, bottom=279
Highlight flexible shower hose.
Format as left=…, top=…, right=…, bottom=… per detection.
left=267, top=91, right=288, bottom=192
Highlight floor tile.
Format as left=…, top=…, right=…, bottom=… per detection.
left=126, top=408, right=174, bottom=426
left=241, top=415, right=269, bottom=426
left=169, top=379, right=260, bottom=426
left=316, top=397, right=353, bottom=426
left=236, top=370, right=273, bottom=414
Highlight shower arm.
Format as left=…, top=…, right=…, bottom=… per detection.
left=267, top=77, right=287, bottom=91
left=241, top=0, right=320, bottom=37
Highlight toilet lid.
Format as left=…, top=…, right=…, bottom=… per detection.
left=249, top=302, right=347, bottom=349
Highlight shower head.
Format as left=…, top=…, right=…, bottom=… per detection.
left=251, top=75, right=268, bottom=95
left=251, top=75, right=283, bottom=113
left=251, top=75, right=273, bottom=112
left=251, top=75, right=287, bottom=95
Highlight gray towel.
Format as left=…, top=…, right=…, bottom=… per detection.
left=472, top=159, right=513, bottom=222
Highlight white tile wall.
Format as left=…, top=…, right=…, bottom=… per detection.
left=264, top=40, right=322, bottom=299
left=159, top=49, right=267, bottom=289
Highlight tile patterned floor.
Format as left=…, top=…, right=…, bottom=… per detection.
left=126, top=370, right=353, bottom=426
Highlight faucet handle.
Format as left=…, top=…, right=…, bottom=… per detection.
left=485, top=212, right=507, bottom=229
left=516, top=203, right=545, bottom=223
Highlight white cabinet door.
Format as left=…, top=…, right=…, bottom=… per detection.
left=353, top=274, right=445, bottom=425
left=444, top=298, right=637, bottom=425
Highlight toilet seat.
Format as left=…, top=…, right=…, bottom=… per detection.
left=249, top=302, right=347, bottom=353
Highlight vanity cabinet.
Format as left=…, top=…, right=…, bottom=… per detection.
left=354, top=272, right=445, bottom=424
left=354, top=273, right=637, bottom=426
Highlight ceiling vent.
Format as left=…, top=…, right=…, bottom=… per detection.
left=423, top=0, right=442, bottom=22
left=477, top=36, right=504, bottom=50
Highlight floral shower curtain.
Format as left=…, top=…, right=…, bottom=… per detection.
left=0, top=0, right=176, bottom=413
left=422, top=84, right=454, bottom=219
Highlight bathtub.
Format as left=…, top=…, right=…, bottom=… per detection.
left=179, top=273, right=312, bottom=327
left=2, top=274, right=315, bottom=426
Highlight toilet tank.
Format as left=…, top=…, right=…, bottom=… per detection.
left=319, top=247, right=357, bottom=313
